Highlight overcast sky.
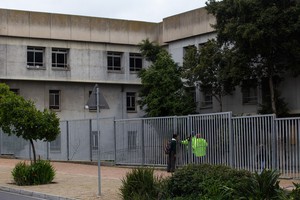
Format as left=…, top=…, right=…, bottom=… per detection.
left=0, top=0, right=207, bottom=22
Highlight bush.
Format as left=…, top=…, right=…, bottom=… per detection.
left=289, top=182, right=300, bottom=199
left=165, top=164, right=253, bottom=199
left=12, top=160, right=55, bottom=186
left=119, top=167, right=163, bottom=200
left=241, top=169, right=286, bottom=199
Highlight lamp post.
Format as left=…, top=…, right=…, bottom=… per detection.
left=85, top=84, right=101, bottom=196
left=96, top=86, right=101, bottom=196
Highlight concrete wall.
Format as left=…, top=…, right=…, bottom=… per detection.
left=4, top=80, right=144, bottom=120
left=162, top=8, right=215, bottom=43
left=0, top=9, right=160, bottom=45
left=0, top=37, right=150, bottom=84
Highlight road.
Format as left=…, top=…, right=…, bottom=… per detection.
left=0, top=190, right=45, bottom=200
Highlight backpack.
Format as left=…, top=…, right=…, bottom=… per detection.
left=164, top=140, right=171, bottom=154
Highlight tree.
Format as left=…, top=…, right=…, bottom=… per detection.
left=181, top=40, right=237, bottom=112
left=206, top=0, right=300, bottom=115
left=138, top=39, right=196, bottom=117
left=0, top=83, right=60, bottom=163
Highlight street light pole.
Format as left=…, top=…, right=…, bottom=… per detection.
left=96, top=86, right=101, bottom=196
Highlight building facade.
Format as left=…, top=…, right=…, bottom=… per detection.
left=0, top=7, right=299, bottom=120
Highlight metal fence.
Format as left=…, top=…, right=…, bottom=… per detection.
left=1, top=112, right=300, bottom=178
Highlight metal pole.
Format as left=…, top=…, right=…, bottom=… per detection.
left=96, top=86, right=101, bottom=196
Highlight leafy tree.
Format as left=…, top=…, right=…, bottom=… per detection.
left=206, top=0, right=300, bottom=115
left=181, top=40, right=237, bottom=112
left=138, top=40, right=195, bottom=117
left=0, top=83, right=60, bottom=163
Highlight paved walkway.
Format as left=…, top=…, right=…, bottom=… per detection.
left=0, top=158, right=299, bottom=199
left=0, top=158, right=169, bottom=200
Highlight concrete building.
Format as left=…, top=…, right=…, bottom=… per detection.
left=0, top=7, right=299, bottom=120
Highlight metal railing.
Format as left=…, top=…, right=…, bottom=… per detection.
left=1, top=112, right=300, bottom=178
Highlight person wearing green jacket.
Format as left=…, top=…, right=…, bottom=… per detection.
left=192, top=134, right=208, bottom=157
left=181, top=135, right=191, bottom=163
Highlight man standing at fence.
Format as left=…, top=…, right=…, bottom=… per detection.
left=192, top=133, right=208, bottom=157
left=167, top=133, right=178, bottom=172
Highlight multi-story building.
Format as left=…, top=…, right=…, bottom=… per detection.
left=0, top=7, right=299, bottom=120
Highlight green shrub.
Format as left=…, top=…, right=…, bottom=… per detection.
left=241, top=169, right=286, bottom=199
left=12, top=160, right=55, bottom=186
left=11, top=162, right=32, bottom=186
left=289, top=182, right=300, bottom=200
left=119, top=167, right=163, bottom=200
left=165, top=164, right=252, bottom=199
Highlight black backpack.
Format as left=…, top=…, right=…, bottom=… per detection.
left=164, top=140, right=171, bottom=154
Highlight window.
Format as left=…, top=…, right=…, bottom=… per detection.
left=242, top=87, right=257, bottom=104
left=50, top=134, right=61, bottom=152
left=242, top=80, right=258, bottom=104
left=183, top=45, right=196, bottom=57
left=27, top=47, right=44, bottom=67
left=126, top=92, right=136, bottom=112
left=49, top=90, right=60, bottom=110
left=128, top=131, right=137, bottom=150
left=107, top=52, right=122, bottom=71
left=52, top=48, right=68, bottom=69
left=201, top=92, right=213, bottom=108
left=129, top=53, right=142, bottom=72
left=10, top=89, right=20, bottom=95
left=91, top=131, right=98, bottom=150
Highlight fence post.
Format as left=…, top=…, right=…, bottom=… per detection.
left=46, top=142, right=49, bottom=160
left=187, top=115, right=192, bottom=164
left=113, top=118, right=117, bottom=165
left=271, top=115, right=276, bottom=170
left=141, top=119, right=145, bottom=166
left=66, top=121, right=69, bottom=161
left=89, top=119, right=92, bottom=161
left=228, top=112, right=234, bottom=168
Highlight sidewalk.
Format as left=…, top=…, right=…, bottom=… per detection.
left=0, top=158, right=299, bottom=200
left=0, top=158, right=168, bottom=200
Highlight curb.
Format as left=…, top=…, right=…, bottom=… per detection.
left=0, top=186, right=74, bottom=200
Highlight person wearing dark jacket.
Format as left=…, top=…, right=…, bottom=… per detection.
left=167, top=133, right=178, bottom=172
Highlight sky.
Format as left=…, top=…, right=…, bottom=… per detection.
left=0, top=0, right=207, bottom=22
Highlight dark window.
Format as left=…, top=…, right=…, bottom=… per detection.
left=27, top=47, right=44, bottom=67
left=242, top=87, right=257, bottom=104
left=126, top=92, right=136, bottom=112
left=91, top=131, right=98, bottom=150
left=201, top=92, right=213, bottom=108
left=107, top=52, right=122, bottom=71
left=10, top=89, right=20, bottom=95
left=242, top=80, right=258, bottom=105
left=129, top=53, right=142, bottom=72
left=49, top=90, right=60, bottom=110
left=52, top=48, right=68, bottom=68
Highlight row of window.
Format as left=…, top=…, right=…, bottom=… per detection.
left=27, top=47, right=143, bottom=72
left=11, top=89, right=137, bottom=112
left=200, top=87, right=258, bottom=109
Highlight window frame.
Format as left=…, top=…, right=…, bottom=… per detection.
left=52, top=48, right=69, bottom=69
left=242, top=86, right=258, bottom=105
left=107, top=51, right=122, bottom=71
left=49, top=90, right=61, bottom=111
left=27, top=47, right=45, bottom=69
left=200, top=92, right=213, bottom=109
left=126, top=92, right=137, bottom=112
left=129, top=53, right=143, bottom=72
